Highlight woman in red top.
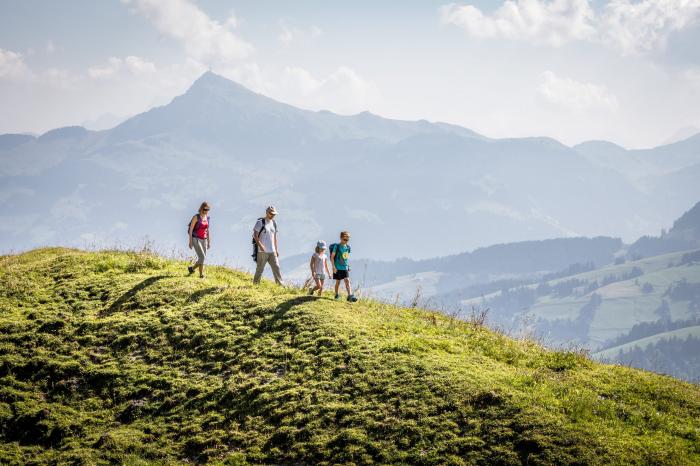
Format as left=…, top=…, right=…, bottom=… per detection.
left=188, top=201, right=211, bottom=278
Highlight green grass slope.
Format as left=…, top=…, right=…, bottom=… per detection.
left=1, top=248, right=699, bottom=465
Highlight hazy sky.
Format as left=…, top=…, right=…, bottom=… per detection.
left=1, top=0, right=700, bottom=148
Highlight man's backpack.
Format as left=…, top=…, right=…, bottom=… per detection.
left=251, top=217, right=278, bottom=262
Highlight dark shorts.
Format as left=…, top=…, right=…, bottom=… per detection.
left=333, top=270, right=349, bottom=280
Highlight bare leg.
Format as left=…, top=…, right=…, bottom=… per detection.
left=310, top=277, right=321, bottom=293
left=334, top=280, right=341, bottom=296
left=318, top=279, right=325, bottom=296
left=344, top=278, right=352, bottom=295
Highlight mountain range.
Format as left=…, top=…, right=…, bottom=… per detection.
left=2, top=71, right=700, bottom=262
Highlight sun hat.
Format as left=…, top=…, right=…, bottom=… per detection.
left=317, top=240, right=327, bottom=249
left=266, top=206, right=278, bottom=215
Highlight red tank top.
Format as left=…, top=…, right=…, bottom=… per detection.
left=193, top=215, right=209, bottom=239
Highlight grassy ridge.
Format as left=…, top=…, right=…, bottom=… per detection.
left=0, top=248, right=699, bottom=465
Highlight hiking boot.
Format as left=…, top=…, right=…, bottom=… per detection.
left=308, top=288, right=315, bottom=295
left=347, top=294, right=358, bottom=302
left=335, top=294, right=341, bottom=300
left=187, top=265, right=194, bottom=275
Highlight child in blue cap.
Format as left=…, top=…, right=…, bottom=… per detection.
left=308, top=240, right=332, bottom=296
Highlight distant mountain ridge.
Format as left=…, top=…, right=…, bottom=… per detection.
left=1, top=71, right=699, bottom=261
left=628, top=201, right=700, bottom=258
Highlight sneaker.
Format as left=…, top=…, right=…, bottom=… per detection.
left=347, top=294, right=358, bottom=302
left=335, top=294, right=341, bottom=300
left=199, top=275, right=205, bottom=279
left=187, top=265, right=194, bottom=275
left=308, top=288, right=315, bottom=295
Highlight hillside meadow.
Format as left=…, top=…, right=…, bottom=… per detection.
left=0, top=248, right=699, bottom=465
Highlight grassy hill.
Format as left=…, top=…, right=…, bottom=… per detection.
left=1, top=248, right=699, bottom=465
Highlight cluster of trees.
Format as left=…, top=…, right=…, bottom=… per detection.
left=439, top=261, right=603, bottom=304
left=601, top=266, right=644, bottom=286
left=664, top=279, right=700, bottom=302
left=680, top=249, right=700, bottom=265
left=599, top=315, right=700, bottom=351
left=602, top=335, right=700, bottom=383
left=540, top=262, right=596, bottom=281
left=530, top=266, right=644, bottom=300
left=484, top=286, right=537, bottom=323
left=360, top=237, right=622, bottom=291
left=664, top=279, right=700, bottom=314
left=481, top=264, right=651, bottom=326
left=535, top=294, right=603, bottom=345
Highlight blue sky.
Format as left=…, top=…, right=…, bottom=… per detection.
left=1, top=0, right=700, bottom=147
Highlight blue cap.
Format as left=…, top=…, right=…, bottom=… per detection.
left=316, top=240, right=327, bottom=249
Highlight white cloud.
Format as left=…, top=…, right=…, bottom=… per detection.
left=538, top=70, right=618, bottom=112
left=225, top=14, right=239, bottom=29
left=0, top=48, right=33, bottom=81
left=600, top=0, right=700, bottom=55
left=282, top=66, right=321, bottom=95
left=279, top=25, right=296, bottom=46
left=441, top=0, right=700, bottom=54
left=124, top=56, right=157, bottom=75
left=219, top=62, right=271, bottom=94
left=45, top=68, right=79, bottom=90
left=279, top=22, right=324, bottom=46
left=310, top=26, right=324, bottom=38
left=88, top=57, right=123, bottom=79
left=280, top=66, right=380, bottom=114
left=440, top=0, right=596, bottom=47
left=88, top=56, right=156, bottom=79
left=46, top=40, right=56, bottom=54
left=122, top=0, right=253, bottom=65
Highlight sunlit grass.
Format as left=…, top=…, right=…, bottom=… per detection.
left=0, top=248, right=699, bottom=465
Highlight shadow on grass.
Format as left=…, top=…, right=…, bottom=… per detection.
left=186, top=287, right=224, bottom=303
left=103, top=275, right=169, bottom=315
left=254, top=295, right=317, bottom=336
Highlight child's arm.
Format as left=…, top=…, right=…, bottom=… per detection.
left=330, top=251, right=337, bottom=273
left=309, top=256, right=316, bottom=276
left=324, top=257, right=331, bottom=276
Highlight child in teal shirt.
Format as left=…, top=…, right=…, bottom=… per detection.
left=330, top=231, right=357, bottom=302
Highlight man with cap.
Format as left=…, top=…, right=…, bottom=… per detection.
left=253, top=206, right=283, bottom=285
